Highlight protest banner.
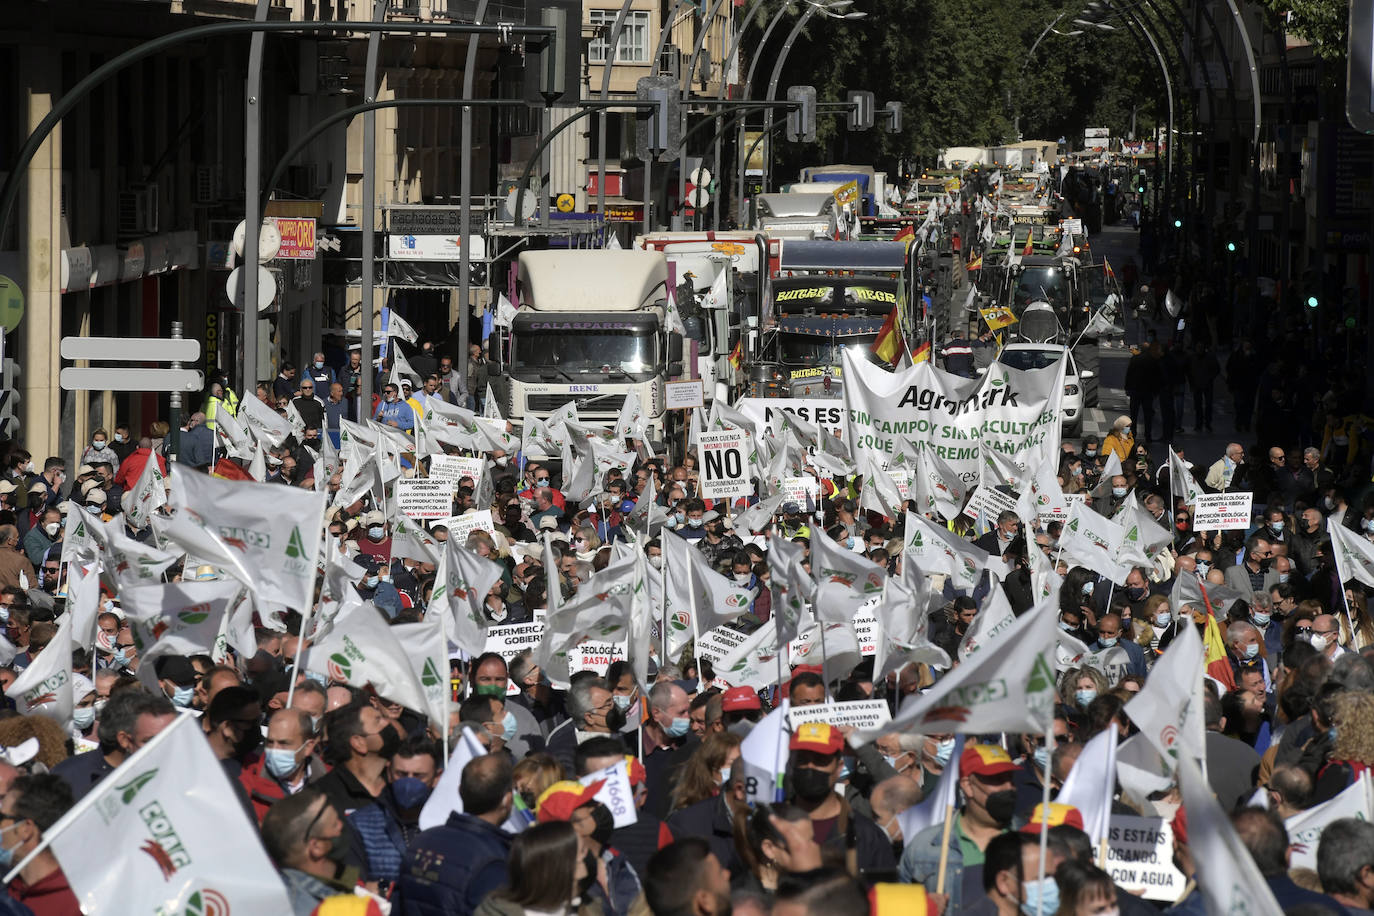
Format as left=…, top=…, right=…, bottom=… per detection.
left=962, top=484, right=1020, bottom=523
left=1192, top=492, right=1254, bottom=531
left=784, top=477, right=819, bottom=507
left=1105, top=815, right=1187, bottom=901
left=787, top=699, right=892, bottom=732
left=698, top=430, right=751, bottom=500
left=440, top=509, right=496, bottom=542
left=738, top=398, right=848, bottom=445
left=430, top=454, right=485, bottom=491
left=696, top=624, right=751, bottom=665
left=397, top=478, right=453, bottom=519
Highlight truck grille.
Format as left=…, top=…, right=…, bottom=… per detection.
left=526, top=393, right=627, bottom=413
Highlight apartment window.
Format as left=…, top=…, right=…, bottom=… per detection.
left=588, top=10, right=650, bottom=64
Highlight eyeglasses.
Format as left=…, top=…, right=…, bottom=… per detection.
left=1294, top=625, right=1313, bottom=633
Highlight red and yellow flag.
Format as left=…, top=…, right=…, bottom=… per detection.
left=1021, top=234, right=1035, bottom=257
left=965, top=255, right=982, bottom=271
left=911, top=341, right=932, bottom=363
left=728, top=339, right=742, bottom=369
left=1104, top=257, right=1116, bottom=280
left=894, top=225, right=915, bottom=243
left=871, top=309, right=904, bottom=367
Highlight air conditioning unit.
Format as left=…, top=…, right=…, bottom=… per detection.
left=118, top=185, right=159, bottom=236
left=195, top=166, right=218, bottom=205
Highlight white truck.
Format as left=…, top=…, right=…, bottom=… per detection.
left=493, top=249, right=681, bottom=444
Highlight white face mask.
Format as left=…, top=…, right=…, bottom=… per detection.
left=648, top=554, right=663, bottom=570
left=43, top=522, right=60, bottom=537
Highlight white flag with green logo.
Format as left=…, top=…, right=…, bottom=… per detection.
left=902, top=511, right=988, bottom=590
left=767, top=535, right=812, bottom=645
left=1112, top=491, right=1172, bottom=567
left=810, top=530, right=887, bottom=623
left=392, top=617, right=450, bottom=734
left=309, top=596, right=439, bottom=728
left=33, top=714, right=292, bottom=912
left=5, top=612, right=73, bottom=730
left=168, top=467, right=326, bottom=611
left=1328, top=517, right=1374, bottom=588
left=60, top=505, right=102, bottom=569
left=655, top=531, right=753, bottom=656
left=1059, top=502, right=1131, bottom=581
left=714, top=619, right=784, bottom=690
left=125, top=450, right=168, bottom=531
left=1123, top=623, right=1206, bottom=773
left=105, top=515, right=180, bottom=589
left=536, top=549, right=640, bottom=688
left=1170, top=447, right=1202, bottom=505
left=238, top=393, right=292, bottom=448
left=120, top=580, right=254, bottom=685
left=1176, top=755, right=1285, bottom=916
left=437, top=537, right=505, bottom=656
left=958, top=587, right=1017, bottom=661
left=852, top=594, right=1058, bottom=745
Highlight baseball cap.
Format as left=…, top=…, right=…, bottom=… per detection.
left=536, top=779, right=604, bottom=823
left=0, top=481, right=16, bottom=496
left=76, top=464, right=95, bottom=478
left=960, top=743, right=1018, bottom=778
left=1020, top=802, right=1084, bottom=834
left=154, top=655, right=198, bottom=688
left=721, top=686, right=762, bottom=712
left=0, top=738, right=38, bottom=768
left=362, top=510, right=386, bottom=526
left=789, top=722, right=844, bottom=755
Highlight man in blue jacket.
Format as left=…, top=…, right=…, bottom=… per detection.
left=393, top=754, right=514, bottom=916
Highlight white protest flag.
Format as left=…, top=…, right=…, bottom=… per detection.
left=910, top=445, right=967, bottom=519
left=810, top=531, right=887, bottom=623
left=615, top=388, right=649, bottom=443
left=536, top=549, right=639, bottom=688
left=853, top=594, right=1058, bottom=745
left=5, top=612, right=73, bottom=730
left=1286, top=771, right=1374, bottom=871
left=483, top=384, right=502, bottom=419
left=1170, top=447, right=1202, bottom=505
left=1123, top=623, right=1205, bottom=772
left=391, top=617, right=450, bottom=736
left=1328, top=517, right=1374, bottom=588
left=739, top=699, right=790, bottom=806
left=522, top=416, right=562, bottom=459
left=247, top=438, right=268, bottom=482
left=1114, top=733, right=1174, bottom=810
left=660, top=531, right=751, bottom=655
left=715, top=619, right=784, bottom=691
left=420, top=727, right=488, bottom=829
left=437, top=537, right=505, bottom=655
left=310, top=596, right=440, bottom=728
left=1176, top=755, right=1285, bottom=916
left=388, top=350, right=420, bottom=390
left=980, top=445, right=1026, bottom=492
left=1113, top=492, right=1173, bottom=567
left=493, top=293, right=519, bottom=329
left=33, top=715, right=292, bottom=912
left=734, top=492, right=786, bottom=535
left=903, top=511, right=989, bottom=591
left=559, top=434, right=597, bottom=506
left=284, top=398, right=307, bottom=442
left=60, top=505, right=102, bottom=568
left=151, top=508, right=255, bottom=592
left=125, top=448, right=168, bottom=530
left=213, top=405, right=255, bottom=460
left=238, top=393, right=292, bottom=448
left=387, top=309, right=420, bottom=344
left=897, top=736, right=965, bottom=840
left=663, top=279, right=687, bottom=336
left=66, top=560, right=102, bottom=650
left=1089, top=450, right=1124, bottom=500
left=873, top=577, right=950, bottom=681
left=1028, top=531, right=1063, bottom=603
left=388, top=509, right=442, bottom=566
left=1059, top=502, right=1131, bottom=581
left=768, top=535, right=812, bottom=645
left=857, top=449, right=904, bottom=519
left=104, top=516, right=180, bottom=589
left=1015, top=458, right=1067, bottom=530
left=120, top=580, right=254, bottom=669
left=1056, top=722, right=1118, bottom=845
left=169, top=467, right=326, bottom=610
left=627, top=548, right=655, bottom=691
left=958, top=587, right=1017, bottom=661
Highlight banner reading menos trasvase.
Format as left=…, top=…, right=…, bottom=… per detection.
left=840, top=349, right=1065, bottom=485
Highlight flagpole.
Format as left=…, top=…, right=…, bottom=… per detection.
left=440, top=597, right=451, bottom=753
left=286, top=588, right=314, bottom=710
left=1036, top=725, right=1056, bottom=916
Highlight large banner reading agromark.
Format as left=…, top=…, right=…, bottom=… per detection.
left=840, top=349, right=1065, bottom=485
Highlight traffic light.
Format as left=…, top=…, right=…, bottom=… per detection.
left=1173, top=218, right=1182, bottom=228
left=846, top=90, right=875, bottom=131
left=635, top=75, right=680, bottom=158
left=785, top=85, right=817, bottom=142
left=1307, top=295, right=1319, bottom=308
left=882, top=101, right=903, bottom=134
left=1226, top=241, right=1237, bottom=252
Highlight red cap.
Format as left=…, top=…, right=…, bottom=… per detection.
left=536, top=779, right=604, bottom=822
left=1172, top=806, right=1188, bottom=846
left=789, top=722, right=845, bottom=755
left=722, top=686, right=762, bottom=712
left=960, top=744, right=1018, bottom=778
left=1020, top=802, right=1085, bottom=834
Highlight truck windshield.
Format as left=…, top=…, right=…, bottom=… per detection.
left=998, top=348, right=1065, bottom=371
left=779, top=334, right=879, bottom=365
left=1013, top=267, right=1068, bottom=311
left=512, top=327, right=656, bottom=375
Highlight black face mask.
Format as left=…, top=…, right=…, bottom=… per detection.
left=375, top=725, right=402, bottom=760
left=233, top=723, right=262, bottom=759
left=791, top=766, right=834, bottom=803
left=603, top=704, right=627, bottom=733
left=983, top=789, right=1017, bottom=826
left=577, top=851, right=598, bottom=898
left=585, top=802, right=615, bottom=847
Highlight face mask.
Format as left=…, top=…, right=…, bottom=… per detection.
left=363, top=575, right=380, bottom=589
left=687, top=517, right=704, bottom=528
left=1021, top=877, right=1060, bottom=916
left=882, top=754, right=909, bottom=774
left=791, top=766, right=834, bottom=803
left=1362, top=519, right=1374, bottom=533
left=535, top=478, right=551, bottom=487
left=43, top=522, right=59, bottom=537
left=586, top=803, right=616, bottom=847
left=933, top=738, right=955, bottom=767
left=92, top=440, right=106, bottom=450
left=1127, top=586, right=1148, bottom=601
left=1270, top=520, right=1285, bottom=532
left=1278, top=573, right=1290, bottom=583
left=495, top=456, right=509, bottom=468
left=170, top=685, right=194, bottom=708
left=325, top=829, right=352, bottom=865
left=1243, top=642, right=1260, bottom=659
left=1112, top=487, right=1128, bottom=498
left=1309, top=634, right=1328, bottom=652
left=391, top=776, right=433, bottom=810
left=1098, top=636, right=1118, bottom=648
left=1033, top=745, right=1051, bottom=772
left=474, top=683, right=506, bottom=698
left=367, top=526, right=385, bottom=540
left=1059, top=620, right=1076, bottom=633
left=719, top=767, right=732, bottom=785
left=73, top=706, right=96, bottom=730
left=984, top=788, right=1017, bottom=825
left=648, top=554, right=663, bottom=570
left=23, top=461, right=33, bottom=474
left=666, top=716, right=692, bottom=738
left=612, top=694, right=633, bottom=711
left=1196, top=561, right=1210, bottom=575
left=1252, top=612, right=1271, bottom=628
left=0, top=822, right=22, bottom=869
left=1076, top=688, right=1098, bottom=707
left=1081, top=581, right=1094, bottom=595
left=112, top=647, right=132, bottom=668
left=113, top=433, right=124, bottom=443
left=734, top=573, right=752, bottom=586
left=234, top=721, right=263, bottom=758
left=373, top=725, right=402, bottom=759
left=603, top=704, right=627, bottom=733
left=502, top=711, right=518, bottom=739
left=265, top=746, right=303, bottom=779
left=1156, top=610, right=1172, bottom=627
left=1085, top=448, right=1097, bottom=457
left=314, top=361, right=325, bottom=369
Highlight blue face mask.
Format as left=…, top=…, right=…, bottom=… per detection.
left=1033, top=745, right=1051, bottom=772
left=364, top=575, right=380, bottom=589
left=666, top=716, right=692, bottom=738
left=1244, top=642, right=1261, bottom=659
left=170, top=685, right=194, bottom=708
left=882, top=754, right=909, bottom=774
left=112, top=647, right=132, bottom=668
left=502, top=711, right=518, bottom=740
left=1098, top=636, right=1118, bottom=648
left=264, top=746, right=302, bottom=779
left=1112, top=487, right=1128, bottom=498
left=1081, top=581, right=1094, bottom=595
left=0, top=822, right=21, bottom=869
left=391, top=776, right=433, bottom=810
left=1271, top=520, right=1285, bottom=532
left=367, top=526, right=386, bottom=540
left=932, top=738, right=955, bottom=767
left=687, top=517, right=705, bottom=528
left=1021, top=877, right=1060, bottom=916
left=1252, top=612, right=1271, bottom=628
left=1075, top=688, right=1098, bottom=707
left=72, top=706, right=96, bottom=731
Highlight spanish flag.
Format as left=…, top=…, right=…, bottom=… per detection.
left=1104, top=257, right=1116, bottom=280
left=911, top=341, right=932, bottom=363
left=728, top=339, right=742, bottom=369
left=1021, top=234, right=1035, bottom=257
left=872, top=308, right=903, bottom=366
left=965, top=255, right=982, bottom=271
left=894, top=225, right=915, bottom=243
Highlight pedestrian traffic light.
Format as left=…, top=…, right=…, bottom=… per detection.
left=1226, top=241, right=1237, bottom=252
left=1307, top=295, right=1319, bottom=308
left=846, top=90, right=875, bottom=131
left=785, top=85, right=817, bottom=143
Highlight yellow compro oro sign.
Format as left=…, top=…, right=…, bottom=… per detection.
left=556, top=193, right=576, bottom=213
left=833, top=180, right=861, bottom=208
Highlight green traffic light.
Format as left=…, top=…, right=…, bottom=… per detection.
left=1173, top=219, right=1182, bottom=228
left=1226, top=242, right=1237, bottom=252
left=1307, top=295, right=1319, bottom=308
